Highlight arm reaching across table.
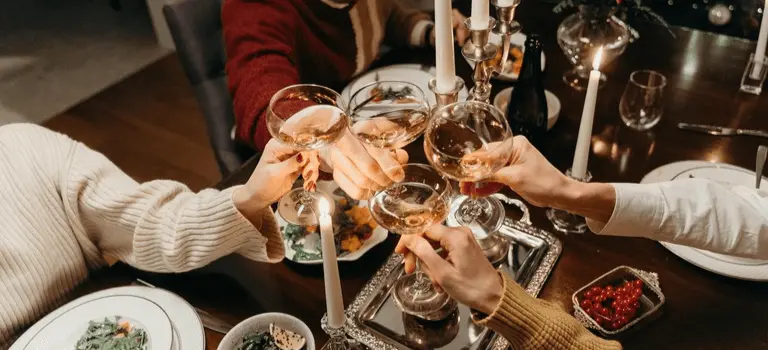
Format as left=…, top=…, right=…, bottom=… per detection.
left=484, top=136, right=768, bottom=259
left=396, top=225, right=622, bottom=350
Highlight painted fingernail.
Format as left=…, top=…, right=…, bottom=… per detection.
left=306, top=170, right=314, bottom=179
left=296, top=153, right=303, bottom=163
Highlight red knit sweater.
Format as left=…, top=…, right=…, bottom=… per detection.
left=223, top=0, right=430, bottom=151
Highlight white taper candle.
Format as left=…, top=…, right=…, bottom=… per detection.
left=319, top=198, right=345, bottom=329
left=435, top=0, right=456, bottom=92
left=572, top=47, right=603, bottom=179
left=752, top=0, right=768, bottom=79
left=471, top=0, right=490, bottom=29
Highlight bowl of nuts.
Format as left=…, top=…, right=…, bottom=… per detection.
left=572, top=266, right=665, bottom=335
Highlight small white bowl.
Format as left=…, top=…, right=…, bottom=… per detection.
left=493, top=87, right=561, bottom=131
left=218, top=313, right=316, bottom=350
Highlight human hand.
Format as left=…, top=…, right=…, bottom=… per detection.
left=233, top=139, right=315, bottom=216
left=395, top=225, right=503, bottom=314
left=484, top=135, right=573, bottom=208
left=430, top=9, right=470, bottom=47
left=322, top=129, right=409, bottom=199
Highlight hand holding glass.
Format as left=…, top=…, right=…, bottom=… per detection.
left=266, top=84, right=349, bottom=225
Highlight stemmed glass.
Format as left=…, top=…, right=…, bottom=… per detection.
left=347, top=80, right=430, bottom=150
left=368, top=164, right=454, bottom=319
left=424, top=101, right=514, bottom=239
left=266, top=84, right=349, bottom=225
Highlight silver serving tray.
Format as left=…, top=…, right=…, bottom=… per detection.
left=323, top=219, right=562, bottom=350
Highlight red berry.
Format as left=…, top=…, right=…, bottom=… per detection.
left=606, top=291, right=616, bottom=299
left=616, top=286, right=626, bottom=295
left=605, top=285, right=614, bottom=293
left=632, top=279, right=644, bottom=288
left=584, top=290, right=594, bottom=299
left=600, top=307, right=611, bottom=317
left=632, top=287, right=643, bottom=297
left=593, top=294, right=605, bottom=303
left=632, top=300, right=641, bottom=309
left=581, top=299, right=593, bottom=309
left=591, top=286, right=603, bottom=294
left=611, top=300, right=621, bottom=309
left=610, top=321, right=622, bottom=330
left=617, top=315, right=629, bottom=325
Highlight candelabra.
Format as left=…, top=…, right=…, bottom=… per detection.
left=462, top=0, right=522, bottom=103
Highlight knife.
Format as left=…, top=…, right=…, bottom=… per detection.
left=133, top=279, right=234, bottom=334
left=677, top=123, right=768, bottom=139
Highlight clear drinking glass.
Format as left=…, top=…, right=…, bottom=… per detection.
left=424, top=101, right=514, bottom=238
left=266, top=84, right=349, bottom=225
left=347, top=81, right=430, bottom=150
left=368, top=164, right=454, bottom=319
left=741, top=53, right=768, bottom=95
left=619, top=70, right=666, bottom=131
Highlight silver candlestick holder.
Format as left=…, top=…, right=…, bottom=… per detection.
left=428, top=76, right=465, bottom=109
left=461, top=0, right=522, bottom=103
left=546, top=169, right=592, bottom=234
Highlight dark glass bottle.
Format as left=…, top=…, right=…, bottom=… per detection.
left=506, top=34, right=547, bottom=147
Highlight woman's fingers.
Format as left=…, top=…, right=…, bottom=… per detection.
left=331, top=148, right=382, bottom=193
left=400, top=235, right=450, bottom=280
left=333, top=168, right=370, bottom=200
left=366, top=146, right=405, bottom=183
left=335, top=132, right=393, bottom=187
left=302, top=151, right=320, bottom=191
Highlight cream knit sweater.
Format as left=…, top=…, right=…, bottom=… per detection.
left=0, top=124, right=284, bottom=347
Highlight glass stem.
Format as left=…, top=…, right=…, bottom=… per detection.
left=413, top=258, right=433, bottom=293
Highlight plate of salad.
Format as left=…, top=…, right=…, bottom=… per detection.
left=277, top=181, right=388, bottom=264
left=21, top=295, right=173, bottom=350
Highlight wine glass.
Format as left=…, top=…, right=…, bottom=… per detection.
left=424, top=101, right=514, bottom=239
left=368, top=164, right=454, bottom=319
left=347, top=80, right=430, bottom=150
left=266, top=84, right=349, bottom=225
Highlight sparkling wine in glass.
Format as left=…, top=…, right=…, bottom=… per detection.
left=347, top=81, right=430, bottom=150
left=267, top=84, right=349, bottom=225
left=368, top=164, right=454, bottom=319
left=424, top=101, right=514, bottom=238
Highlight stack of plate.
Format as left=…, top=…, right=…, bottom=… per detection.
left=11, top=286, right=205, bottom=350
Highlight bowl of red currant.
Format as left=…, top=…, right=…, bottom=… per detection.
left=572, top=266, right=665, bottom=335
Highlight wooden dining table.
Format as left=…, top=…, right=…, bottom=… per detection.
left=75, top=1, right=768, bottom=349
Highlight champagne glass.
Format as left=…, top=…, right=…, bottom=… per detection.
left=368, top=164, right=454, bottom=319
left=347, top=80, right=430, bottom=150
left=267, top=84, right=349, bottom=225
left=424, top=101, right=514, bottom=238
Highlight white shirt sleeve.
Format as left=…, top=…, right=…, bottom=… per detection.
left=587, top=179, right=768, bottom=259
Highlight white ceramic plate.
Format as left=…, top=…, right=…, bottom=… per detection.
left=12, top=286, right=204, bottom=350
left=218, top=313, right=315, bottom=350
left=340, top=64, right=469, bottom=108
left=278, top=181, right=388, bottom=265
left=493, top=87, right=560, bottom=131
left=464, top=32, right=546, bottom=82
left=642, top=160, right=768, bottom=281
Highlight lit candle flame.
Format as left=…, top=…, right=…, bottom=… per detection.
left=318, top=197, right=330, bottom=216
left=592, top=47, right=604, bottom=71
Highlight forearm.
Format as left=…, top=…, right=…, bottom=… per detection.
left=579, top=179, right=768, bottom=259
left=65, top=144, right=284, bottom=273
left=223, top=0, right=300, bottom=150
left=385, top=1, right=432, bottom=48
left=555, top=180, right=617, bottom=223
left=477, top=274, right=621, bottom=350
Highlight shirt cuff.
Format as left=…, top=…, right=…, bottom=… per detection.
left=586, top=183, right=665, bottom=238
left=410, top=20, right=434, bottom=47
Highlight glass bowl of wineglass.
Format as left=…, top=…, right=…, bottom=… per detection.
left=368, top=164, right=454, bottom=319
left=424, top=101, right=514, bottom=239
left=347, top=80, right=430, bottom=150
left=267, top=84, right=350, bottom=225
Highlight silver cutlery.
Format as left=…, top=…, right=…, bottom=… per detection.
left=133, top=278, right=234, bottom=334
left=757, top=146, right=767, bottom=189
left=677, top=123, right=768, bottom=139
